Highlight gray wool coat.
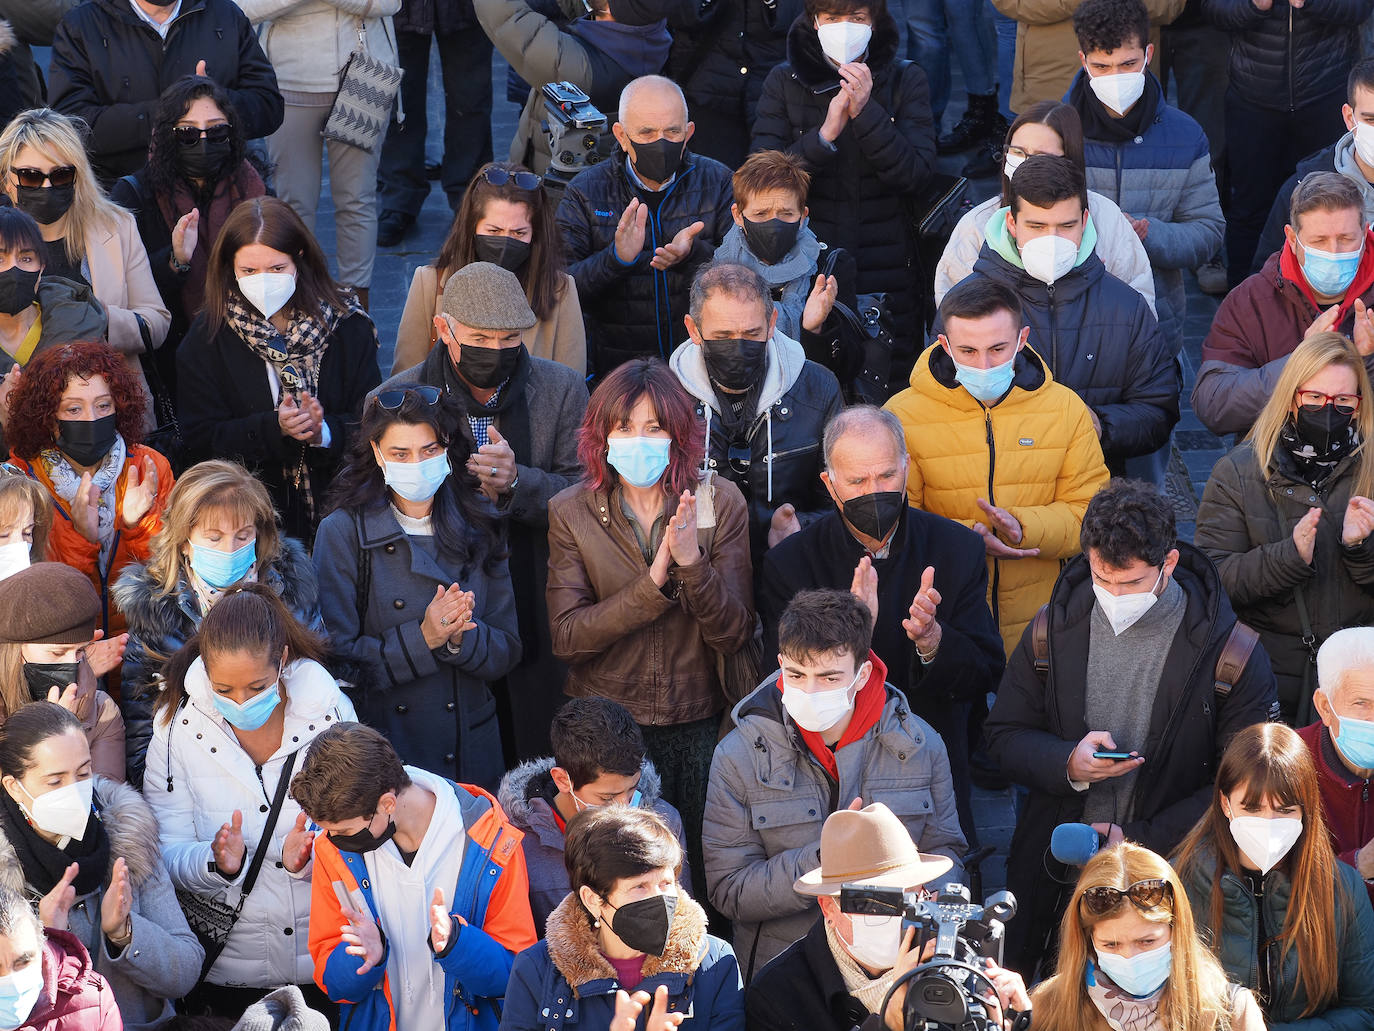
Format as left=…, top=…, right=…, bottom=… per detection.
left=0, top=776, right=203, bottom=1031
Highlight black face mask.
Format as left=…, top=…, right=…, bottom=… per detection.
left=176, top=137, right=232, bottom=182
left=607, top=892, right=677, bottom=956
left=741, top=216, right=802, bottom=266
left=0, top=268, right=39, bottom=316
left=15, top=184, right=75, bottom=226
left=473, top=234, right=531, bottom=272
left=22, top=660, right=81, bottom=703
left=329, top=814, right=397, bottom=854
left=457, top=342, right=524, bottom=390
left=1294, top=403, right=1356, bottom=457
left=628, top=138, right=686, bottom=185
left=701, top=337, right=768, bottom=392
left=842, top=490, right=906, bottom=542
left=56, top=413, right=118, bottom=468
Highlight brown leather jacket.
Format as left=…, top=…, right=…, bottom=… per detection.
left=546, top=477, right=755, bottom=725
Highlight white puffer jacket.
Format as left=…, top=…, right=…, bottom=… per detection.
left=145, top=657, right=356, bottom=988
left=236, top=0, right=400, bottom=94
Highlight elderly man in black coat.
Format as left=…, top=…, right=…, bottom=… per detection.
left=759, top=404, right=1005, bottom=843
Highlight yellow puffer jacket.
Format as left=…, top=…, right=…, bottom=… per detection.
left=884, top=343, right=1109, bottom=656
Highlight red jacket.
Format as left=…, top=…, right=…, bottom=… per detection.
left=22, top=928, right=121, bottom=1031
left=1297, top=720, right=1374, bottom=903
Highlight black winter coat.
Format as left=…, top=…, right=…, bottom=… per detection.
left=394, top=0, right=476, bottom=35
left=746, top=917, right=876, bottom=1031
left=1252, top=143, right=1338, bottom=276
left=556, top=150, right=734, bottom=378
left=984, top=544, right=1278, bottom=975
left=961, top=243, right=1180, bottom=475
left=176, top=311, right=382, bottom=543
left=751, top=13, right=935, bottom=337
left=1203, top=0, right=1372, bottom=112
left=48, top=0, right=283, bottom=181
left=110, top=538, right=324, bottom=790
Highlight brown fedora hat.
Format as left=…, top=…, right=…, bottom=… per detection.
left=794, top=802, right=954, bottom=897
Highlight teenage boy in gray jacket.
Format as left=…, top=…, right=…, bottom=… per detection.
left=703, top=589, right=965, bottom=981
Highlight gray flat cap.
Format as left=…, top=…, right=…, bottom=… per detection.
left=441, top=261, right=537, bottom=331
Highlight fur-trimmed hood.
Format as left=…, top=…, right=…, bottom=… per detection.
left=543, top=891, right=709, bottom=994
left=0, top=22, right=17, bottom=57
left=496, top=757, right=666, bottom=832
left=784, top=8, right=901, bottom=91
left=0, top=776, right=162, bottom=897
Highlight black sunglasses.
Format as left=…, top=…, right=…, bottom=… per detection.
left=171, top=124, right=234, bottom=148
left=481, top=167, right=542, bottom=191
left=12, top=166, right=76, bottom=189
left=374, top=385, right=442, bottom=410
left=1080, top=879, right=1174, bottom=917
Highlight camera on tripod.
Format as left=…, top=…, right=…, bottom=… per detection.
left=840, top=882, right=1020, bottom=1031
left=541, top=81, right=616, bottom=197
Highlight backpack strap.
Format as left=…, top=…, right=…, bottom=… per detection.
left=1213, top=621, right=1260, bottom=699
left=1031, top=604, right=1050, bottom=678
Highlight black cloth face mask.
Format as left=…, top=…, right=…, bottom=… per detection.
left=329, top=814, right=397, bottom=854
left=474, top=234, right=531, bottom=272
left=0, top=268, right=39, bottom=316
left=741, top=216, right=801, bottom=266
left=16, top=184, right=75, bottom=226
left=1294, top=403, right=1356, bottom=458
left=628, top=138, right=686, bottom=185
left=608, top=892, right=677, bottom=956
left=57, top=413, right=118, bottom=468
left=842, top=490, right=905, bottom=542
left=457, top=342, right=524, bottom=390
left=176, top=138, right=232, bottom=182
left=701, top=337, right=768, bottom=392
left=22, top=660, right=81, bottom=703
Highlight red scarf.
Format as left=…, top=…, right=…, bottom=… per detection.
left=1280, top=226, right=1374, bottom=324
left=779, top=651, right=889, bottom=780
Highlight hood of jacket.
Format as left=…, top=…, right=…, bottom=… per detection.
left=183, top=654, right=344, bottom=725
left=984, top=204, right=1099, bottom=276
left=33, top=275, right=107, bottom=347
left=564, top=14, right=672, bottom=78
left=497, top=756, right=667, bottom=833
left=32, top=928, right=98, bottom=1022
left=543, top=889, right=709, bottom=994
left=784, top=7, right=901, bottom=91
left=669, top=328, right=808, bottom=416
left=908, top=336, right=1052, bottom=410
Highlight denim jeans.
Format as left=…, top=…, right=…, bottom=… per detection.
left=902, top=0, right=998, bottom=122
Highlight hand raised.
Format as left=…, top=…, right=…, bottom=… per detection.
left=615, top=199, right=649, bottom=265
left=651, top=221, right=705, bottom=271
left=902, top=565, right=942, bottom=651
left=212, top=810, right=246, bottom=877
left=1344, top=496, right=1374, bottom=547
left=340, top=904, right=384, bottom=976
left=665, top=490, right=700, bottom=567
left=1293, top=505, right=1321, bottom=564
left=39, top=862, right=79, bottom=931
left=101, top=857, right=132, bottom=939
left=820, top=88, right=852, bottom=143
left=71, top=472, right=100, bottom=544
left=282, top=812, right=315, bottom=875
left=801, top=273, right=839, bottom=334
left=850, top=555, right=879, bottom=629
left=1354, top=298, right=1374, bottom=357
left=429, top=888, right=453, bottom=953
left=85, top=630, right=129, bottom=679
left=767, top=503, right=801, bottom=549
left=172, top=209, right=200, bottom=266
left=1306, top=304, right=1340, bottom=339
left=612, top=986, right=685, bottom=1031
left=121, top=453, right=159, bottom=528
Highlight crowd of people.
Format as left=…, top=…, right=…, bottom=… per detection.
left=0, top=0, right=1364, bottom=1028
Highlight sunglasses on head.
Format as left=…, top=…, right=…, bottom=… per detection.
left=1080, top=878, right=1174, bottom=917
left=481, top=167, right=543, bottom=191
left=12, top=166, right=76, bottom=189
left=374, top=385, right=442, bottom=410
left=171, top=124, right=234, bottom=148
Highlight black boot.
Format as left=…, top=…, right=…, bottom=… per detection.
left=938, top=91, right=1006, bottom=155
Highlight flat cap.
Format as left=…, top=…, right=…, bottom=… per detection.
left=441, top=261, right=537, bottom=331
left=0, top=563, right=100, bottom=645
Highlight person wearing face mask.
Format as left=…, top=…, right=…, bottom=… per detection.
left=0, top=702, right=202, bottom=1030
left=1068, top=0, right=1223, bottom=360
left=1028, top=842, right=1263, bottom=1031
left=0, top=477, right=50, bottom=583
left=1194, top=173, right=1374, bottom=441
left=502, top=804, right=742, bottom=1031
left=1174, top=722, right=1374, bottom=1030
left=706, top=591, right=965, bottom=979
left=113, top=460, right=324, bottom=790
left=988, top=479, right=1277, bottom=976
left=377, top=261, right=586, bottom=764
left=669, top=263, right=844, bottom=568
left=1197, top=332, right=1374, bottom=725
left=498, top=698, right=692, bottom=937
left=557, top=75, right=735, bottom=379
left=145, top=584, right=355, bottom=1019
left=393, top=162, right=585, bottom=377
left=178, top=197, right=382, bottom=544
left=547, top=358, right=753, bottom=904
left=292, top=722, right=538, bottom=1031
left=753, top=0, right=937, bottom=383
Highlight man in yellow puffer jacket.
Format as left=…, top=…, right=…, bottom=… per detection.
left=885, top=277, right=1108, bottom=656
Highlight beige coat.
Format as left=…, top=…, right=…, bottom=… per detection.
left=390, top=264, right=586, bottom=376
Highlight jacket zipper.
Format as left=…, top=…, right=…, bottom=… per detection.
left=1114, top=144, right=1124, bottom=203
left=1047, top=284, right=1059, bottom=375
left=1287, top=5, right=1295, bottom=113
left=984, top=407, right=1001, bottom=628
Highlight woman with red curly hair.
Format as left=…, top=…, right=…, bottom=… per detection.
left=4, top=341, right=174, bottom=641
left=546, top=358, right=753, bottom=880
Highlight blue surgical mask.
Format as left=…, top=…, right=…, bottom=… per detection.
left=383, top=453, right=450, bottom=503
left=1333, top=711, right=1374, bottom=770
left=190, top=540, right=257, bottom=590
left=951, top=355, right=1016, bottom=403
left=0, top=959, right=42, bottom=1030
left=607, top=437, right=671, bottom=488
left=1094, top=941, right=1172, bottom=998
left=213, top=674, right=283, bottom=731
left=1301, top=241, right=1363, bottom=296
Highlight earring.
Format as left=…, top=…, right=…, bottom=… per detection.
left=593, top=916, right=600, bottom=928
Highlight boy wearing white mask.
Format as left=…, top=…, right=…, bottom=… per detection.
left=702, top=588, right=965, bottom=980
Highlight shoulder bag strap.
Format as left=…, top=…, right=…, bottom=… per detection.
left=235, top=748, right=299, bottom=909
left=1031, top=603, right=1050, bottom=679
left=1213, top=621, right=1260, bottom=700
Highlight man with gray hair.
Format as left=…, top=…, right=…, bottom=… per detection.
left=1302, top=626, right=1374, bottom=901
left=669, top=262, right=843, bottom=567
left=557, top=74, right=735, bottom=379
left=758, top=404, right=1004, bottom=841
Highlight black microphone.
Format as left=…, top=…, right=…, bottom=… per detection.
left=1050, top=822, right=1103, bottom=866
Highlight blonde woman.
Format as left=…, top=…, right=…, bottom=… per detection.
left=1031, top=842, right=1263, bottom=1031
left=0, top=474, right=53, bottom=577
left=0, top=109, right=169, bottom=417
left=1195, top=330, right=1374, bottom=725
left=113, top=460, right=323, bottom=790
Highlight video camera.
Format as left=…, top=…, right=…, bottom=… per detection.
left=541, top=81, right=616, bottom=197
left=840, top=882, right=1021, bottom=1031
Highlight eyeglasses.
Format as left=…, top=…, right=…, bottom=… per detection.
left=1296, top=389, right=1361, bottom=414
left=170, top=124, right=234, bottom=148
left=481, top=167, right=543, bottom=191
left=12, top=166, right=76, bottom=189
left=1080, top=879, right=1174, bottom=917
left=374, top=385, right=442, bottom=410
